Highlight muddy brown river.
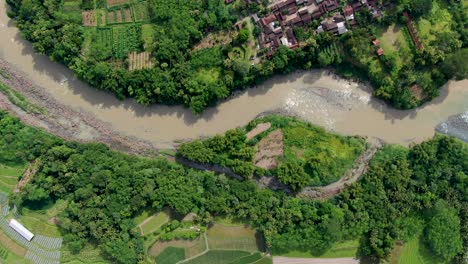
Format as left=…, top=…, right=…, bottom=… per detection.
left=0, top=1, right=467, bottom=149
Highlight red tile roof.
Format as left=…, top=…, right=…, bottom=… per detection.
left=343, top=5, right=354, bottom=16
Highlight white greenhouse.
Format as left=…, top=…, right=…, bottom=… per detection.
left=9, top=219, right=34, bottom=241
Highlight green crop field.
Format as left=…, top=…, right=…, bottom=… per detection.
left=112, top=25, right=141, bottom=58
left=132, top=1, right=150, bottom=22
left=281, top=240, right=358, bottom=258
left=62, top=0, right=82, bottom=11
left=140, top=211, right=170, bottom=236
left=207, top=223, right=262, bottom=252
left=184, top=250, right=251, bottom=264
left=155, top=246, right=185, bottom=264
left=398, top=236, right=444, bottom=264
left=97, top=27, right=113, bottom=49
left=0, top=164, right=24, bottom=194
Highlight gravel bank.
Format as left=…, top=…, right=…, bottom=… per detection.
left=0, top=58, right=156, bottom=155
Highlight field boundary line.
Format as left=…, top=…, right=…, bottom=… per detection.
left=177, top=233, right=209, bottom=264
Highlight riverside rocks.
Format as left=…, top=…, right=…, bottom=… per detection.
left=0, top=59, right=156, bottom=155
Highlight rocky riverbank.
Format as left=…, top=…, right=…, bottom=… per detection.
left=0, top=59, right=156, bottom=155
left=436, top=112, right=468, bottom=142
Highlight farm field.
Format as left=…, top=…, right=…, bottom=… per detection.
left=398, top=236, right=444, bottom=264
left=0, top=229, right=28, bottom=263
left=207, top=223, right=262, bottom=252
left=128, top=52, right=154, bottom=71
left=132, top=1, right=150, bottom=22
left=155, top=246, right=185, bottom=264
left=280, top=240, right=358, bottom=258
left=0, top=163, right=23, bottom=194
left=111, top=25, right=141, bottom=58
left=149, top=235, right=207, bottom=258
left=152, top=219, right=268, bottom=264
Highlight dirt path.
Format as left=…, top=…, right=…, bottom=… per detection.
left=14, top=160, right=40, bottom=193
left=0, top=59, right=156, bottom=155
left=273, top=256, right=359, bottom=264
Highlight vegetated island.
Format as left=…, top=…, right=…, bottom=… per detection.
left=0, top=110, right=466, bottom=264
left=5, top=0, right=467, bottom=113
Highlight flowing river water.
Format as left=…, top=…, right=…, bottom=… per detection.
left=0, top=1, right=467, bottom=149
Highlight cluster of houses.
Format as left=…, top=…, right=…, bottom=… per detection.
left=248, top=0, right=384, bottom=55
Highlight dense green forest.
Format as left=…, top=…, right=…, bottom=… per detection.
left=0, top=111, right=466, bottom=263
left=6, top=0, right=467, bottom=113
left=178, top=115, right=366, bottom=190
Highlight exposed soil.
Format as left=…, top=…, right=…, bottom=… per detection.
left=0, top=59, right=156, bottom=156
left=48, top=217, right=60, bottom=225
left=81, top=11, right=96, bottom=26
left=14, top=160, right=39, bottom=193
left=410, top=84, right=424, bottom=101
left=246, top=122, right=271, bottom=140
left=106, top=0, right=128, bottom=7
left=254, top=129, right=284, bottom=170
left=193, top=30, right=234, bottom=51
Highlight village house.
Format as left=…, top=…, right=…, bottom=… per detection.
left=255, top=0, right=384, bottom=55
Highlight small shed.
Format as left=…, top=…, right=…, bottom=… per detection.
left=9, top=219, right=34, bottom=241
left=377, top=48, right=385, bottom=56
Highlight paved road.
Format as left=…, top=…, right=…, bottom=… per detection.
left=273, top=257, right=360, bottom=264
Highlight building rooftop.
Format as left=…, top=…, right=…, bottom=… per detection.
left=9, top=219, right=34, bottom=241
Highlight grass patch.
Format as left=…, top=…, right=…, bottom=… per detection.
left=375, top=24, right=408, bottom=55
left=0, top=82, right=47, bottom=114
left=132, top=1, right=150, bottom=22
left=184, top=250, right=251, bottom=264
left=141, top=24, right=155, bottom=51
left=280, top=240, right=358, bottom=258
left=207, top=223, right=262, bottom=252
left=61, top=243, right=108, bottom=264
left=140, top=211, right=170, bottom=236
left=0, top=164, right=24, bottom=194
left=155, top=246, right=185, bottom=264
left=399, top=235, right=445, bottom=264
left=19, top=199, right=67, bottom=236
